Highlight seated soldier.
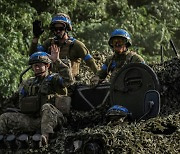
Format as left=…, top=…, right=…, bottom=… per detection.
left=91, top=29, right=145, bottom=85
left=90, top=29, right=145, bottom=120
left=0, top=50, right=74, bottom=146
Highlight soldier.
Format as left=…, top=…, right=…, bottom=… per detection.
left=91, top=29, right=145, bottom=85
left=29, top=13, right=98, bottom=79
left=0, top=50, right=74, bottom=146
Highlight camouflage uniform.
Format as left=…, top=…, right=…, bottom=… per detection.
left=0, top=59, right=74, bottom=135
left=29, top=38, right=98, bottom=77
left=97, top=50, right=145, bottom=82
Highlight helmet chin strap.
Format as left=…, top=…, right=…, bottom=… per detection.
left=34, top=66, right=49, bottom=77
left=55, top=32, right=65, bottom=39
left=35, top=70, right=46, bottom=77
left=114, top=45, right=128, bottom=54
left=61, top=31, right=67, bottom=39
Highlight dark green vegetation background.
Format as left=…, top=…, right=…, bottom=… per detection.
left=0, top=1, right=180, bottom=153
left=0, top=0, right=179, bottom=97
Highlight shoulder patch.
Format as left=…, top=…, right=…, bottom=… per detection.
left=68, top=36, right=76, bottom=52
left=46, top=73, right=58, bottom=81
left=68, top=36, right=76, bottom=43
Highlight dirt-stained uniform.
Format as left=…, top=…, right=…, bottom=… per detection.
left=0, top=58, right=74, bottom=135
left=97, top=50, right=145, bottom=82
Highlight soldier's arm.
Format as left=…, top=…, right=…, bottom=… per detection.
left=52, top=59, right=74, bottom=88
left=131, top=54, right=145, bottom=63
left=85, top=56, right=98, bottom=74
left=29, top=38, right=51, bottom=55
left=74, top=40, right=98, bottom=74
left=29, top=38, right=39, bottom=55
left=96, top=57, right=112, bottom=80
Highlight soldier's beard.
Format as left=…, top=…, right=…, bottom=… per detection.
left=115, top=50, right=126, bottom=54
left=55, top=31, right=66, bottom=39
left=114, top=45, right=127, bottom=54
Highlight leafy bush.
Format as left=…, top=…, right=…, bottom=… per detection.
left=0, top=0, right=35, bottom=97
left=0, top=0, right=179, bottom=97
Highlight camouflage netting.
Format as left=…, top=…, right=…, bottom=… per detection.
left=1, top=57, right=180, bottom=153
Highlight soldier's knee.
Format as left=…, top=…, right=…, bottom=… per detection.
left=0, top=113, right=12, bottom=120
left=41, top=103, right=63, bottom=120
left=41, top=103, right=53, bottom=111
left=41, top=103, right=59, bottom=113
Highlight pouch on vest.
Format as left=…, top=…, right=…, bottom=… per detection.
left=20, top=96, right=40, bottom=114
left=55, top=95, right=71, bottom=115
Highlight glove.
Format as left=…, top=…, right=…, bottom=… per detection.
left=91, top=75, right=100, bottom=87
left=33, top=20, right=44, bottom=38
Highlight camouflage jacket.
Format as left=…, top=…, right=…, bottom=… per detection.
left=29, top=37, right=98, bottom=77
left=97, top=50, right=145, bottom=80
left=18, top=59, right=74, bottom=113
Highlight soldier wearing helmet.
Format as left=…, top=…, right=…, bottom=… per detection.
left=0, top=51, right=74, bottom=146
left=91, top=29, right=145, bottom=86
left=29, top=13, right=98, bottom=79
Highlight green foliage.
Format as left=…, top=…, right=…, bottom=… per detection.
left=0, top=0, right=36, bottom=97
left=0, top=0, right=179, bottom=97
left=0, top=0, right=179, bottom=153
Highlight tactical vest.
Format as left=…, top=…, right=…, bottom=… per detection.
left=48, top=37, right=75, bottom=60
left=109, top=51, right=135, bottom=81
left=57, top=37, right=76, bottom=59
left=20, top=74, right=66, bottom=114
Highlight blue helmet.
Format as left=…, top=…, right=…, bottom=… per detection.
left=108, top=29, right=132, bottom=48
left=37, top=45, right=45, bottom=52
left=29, top=52, right=51, bottom=65
left=50, top=13, right=72, bottom=31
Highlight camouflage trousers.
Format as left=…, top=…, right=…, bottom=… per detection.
left=0, top=103, right=64, bottom=135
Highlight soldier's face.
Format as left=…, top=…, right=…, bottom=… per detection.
left=53, top=23, right=66, bottom=38
left=32, top=63, right=48, bottom=76
left=112, top=37, right=127, bottom=54
left=113, top=44, right=127, bottom=54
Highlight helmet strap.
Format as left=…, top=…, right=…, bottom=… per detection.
left=54, top=30, right=67, bottom=40
left=113, top=46, right=128, bottom=54
left=35, top=71, right=46, bottom=77
left=34, top=64, right=49, bottom=77
left=61, top=31, right=66, bottom=39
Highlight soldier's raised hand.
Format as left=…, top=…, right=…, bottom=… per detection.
left=49, top=44, right=60, bottom=62
left=33, top=20, right=44, bottom=38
